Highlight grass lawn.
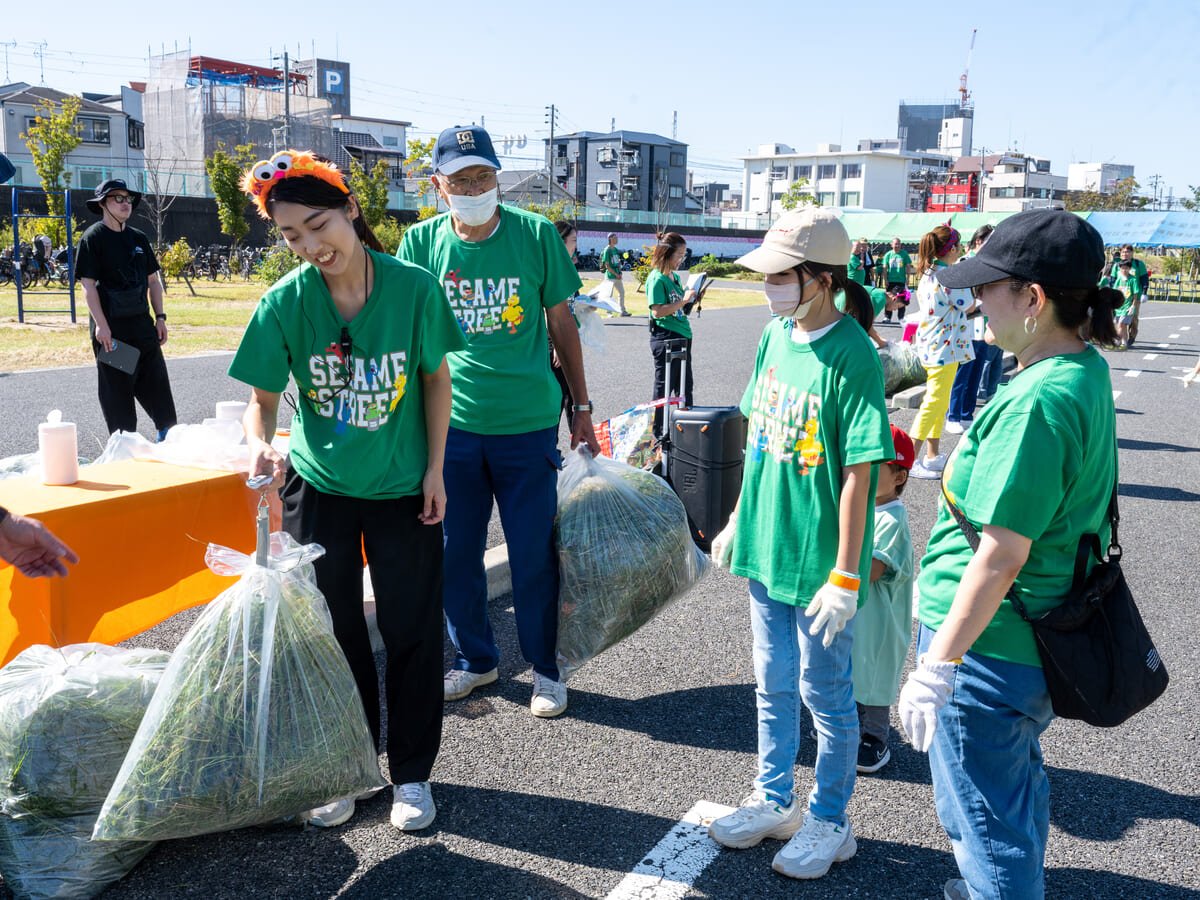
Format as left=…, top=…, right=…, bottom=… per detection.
left=0, top=277, right=760, bottom=373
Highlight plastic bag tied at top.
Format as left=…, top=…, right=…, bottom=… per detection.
left=554, top=448, right=709, bottom=682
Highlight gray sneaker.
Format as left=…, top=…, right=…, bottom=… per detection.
left=444, top=667, right=498, bottom=701
left=771, top=812, right=857, bottom=879
left=305, top=797, right=355, bottom=828
left=944, top=878, right=970, bottom=900
left=708, top=792, right=803, bottom=849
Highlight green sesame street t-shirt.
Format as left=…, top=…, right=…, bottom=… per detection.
left=646, top=269, right=693, bottom=339
left=848, top=253, right=867, bottom=285
left=882, top=249, right=912, bottom=284
left=600, top=245, right=622, bottom=280
left=397, top=205, right=582, bottom=434
left=917, top=346, right=1117, bottom=666
left=228, top=250, right=467, bottom=499
left=730, top=316, right=892, bottom=607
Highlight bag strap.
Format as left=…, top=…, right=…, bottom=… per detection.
left=939, top=480, right=1033, bottom=621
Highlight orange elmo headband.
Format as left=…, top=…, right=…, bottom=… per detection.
left=241, top=150, right=350, bottom=219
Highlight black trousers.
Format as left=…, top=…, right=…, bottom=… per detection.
left=93, top=325, right=178, bottom=435
left=650, top=331, right=693, bottom=436
left=281, top=469, right=444, bottom=785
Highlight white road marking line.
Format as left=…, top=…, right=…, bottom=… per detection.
left=1158, top=343, right=1171, bottom=348
left=1182, top=326, right=1192, bottom=331
left=1143, top=354, right=1159, bottom=360
left=605, top=801, right=735, bottom=900
left=1124, top=370, right=1141, bottom=378
left=1170, top=334, right=1181, bottom=339
left=1112, top=391, right=1122, bottom=401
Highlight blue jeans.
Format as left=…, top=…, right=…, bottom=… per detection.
left=948, top=340, right=989, bottom=423
left=917, top=625, right=1054, bottom=900
left=749, top=580, right=857, bottom=824
left=976, top=343, right=1004, bottom=400
left=443, top=426, right=563, bottom=680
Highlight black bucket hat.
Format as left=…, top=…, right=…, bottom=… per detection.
left=936, top=209, right=1105, bottom=291
left=86, top=179, right=142, bottom=215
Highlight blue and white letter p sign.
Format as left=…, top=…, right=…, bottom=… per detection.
left=324, top=69, right=344, bottom=95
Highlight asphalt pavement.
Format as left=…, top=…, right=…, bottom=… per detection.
left=1, top=304, right=1199, bottom=899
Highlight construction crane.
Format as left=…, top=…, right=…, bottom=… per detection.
left=959, top=28, right=977, bottom=109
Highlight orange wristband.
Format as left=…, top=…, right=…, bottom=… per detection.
left=828, top=569, right=861, bottom=591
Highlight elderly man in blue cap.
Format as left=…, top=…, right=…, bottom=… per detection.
left=398, top=125, right=599, bottom=720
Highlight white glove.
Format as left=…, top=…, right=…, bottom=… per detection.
left=898, top=654, right=959, bottom=752
left=804, top=582, right=858, bottom=648
left=710, top=511, right=738, bottom=569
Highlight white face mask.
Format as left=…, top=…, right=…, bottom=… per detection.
left=447, top=188, right=499, bottom=227
left=764, top=276, right=817, bottom=318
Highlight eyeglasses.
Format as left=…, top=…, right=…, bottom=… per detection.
left=443, top=172, right=496, bottom=193
left=971, top=278, right=1015, bottom=300
left=106, top=195, right=133, bottom=205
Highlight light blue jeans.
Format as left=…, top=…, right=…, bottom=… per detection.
left=917, top=625, right=1054, bottom=900
left=749, top=580, right=857, bottom=825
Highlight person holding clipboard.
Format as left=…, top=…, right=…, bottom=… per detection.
left=646, top=232, right=705, bottom=436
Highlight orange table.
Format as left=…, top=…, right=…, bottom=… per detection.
left=0, top=460, right=262, bottom=665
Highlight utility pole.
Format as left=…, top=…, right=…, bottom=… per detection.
left=273, top=51, right=291, bottom=148
left=1148, top=174, right=1162, bottom=210
left=545, top=104, right=557, bottom=206
left=672, top=110, right=677, bottom=140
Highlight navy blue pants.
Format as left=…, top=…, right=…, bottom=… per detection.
left=948, top=340, right=989, bottom=424
left=443, top=426, right=563, bottom=680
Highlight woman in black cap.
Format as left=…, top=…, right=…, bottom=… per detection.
left=896, top=209, right=1121, bottom=900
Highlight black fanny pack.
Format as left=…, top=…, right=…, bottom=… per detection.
left=104, top=285, right=147, bottom=319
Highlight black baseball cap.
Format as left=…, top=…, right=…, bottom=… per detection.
left=936, top=209, right=1105, bottom=291
left=86, top=179, right=142, bottom=214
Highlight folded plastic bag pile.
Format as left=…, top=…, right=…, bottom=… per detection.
left=90, top=421, right=247, bottom=472
left=0, top=643, right=169, bottom=900
left=554, top=448, right=709, bottom=681
left=878, top=341, right=927, bottom=395
left=92, top=533, right=386, bottom=843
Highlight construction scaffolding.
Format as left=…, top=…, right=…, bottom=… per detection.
left=142, top=52, right=334, bottom=198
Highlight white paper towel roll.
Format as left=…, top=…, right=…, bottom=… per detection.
left=215, top=401, right=248, bottom=422
left=39, top=410, right=79, bottom=485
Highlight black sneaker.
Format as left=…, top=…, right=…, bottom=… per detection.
left=856, top=736, right=891, bottom=774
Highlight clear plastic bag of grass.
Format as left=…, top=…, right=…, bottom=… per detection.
left=878, top=341, right=927, bottom=394
left=555, top=448, right=709, bottom=681
left=0, top=643, right=168, bottom=900
left=93, top=533, right=385, bottom=842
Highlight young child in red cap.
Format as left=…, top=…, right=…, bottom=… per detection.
left=850, top=424, right=915, bottom=774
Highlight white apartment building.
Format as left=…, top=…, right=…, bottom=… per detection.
left=739, top=142, right=951, bottom=219
left=1067, top=162, right=1135, bottom=194
left=982, top=154, right=1068, bottom=212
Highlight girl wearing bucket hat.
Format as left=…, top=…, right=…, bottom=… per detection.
left=706, top=207, right=891, bottom=882
left=897, top=209, right=1121, bottom=900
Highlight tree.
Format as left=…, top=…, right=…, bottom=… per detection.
left=1064, top=176, right=1150, bottom=212
left=21, top=95, right=83, bottom=220
left=204, top=142, right=256, bottom=253
left=348, top=158, right=391, bottom=228
left=779, top=178, right=817, bottom=211
left=140, top=134, right=188, bottom=249
left=1179, top=185, right=1200, bottom=211
left=522, top=199, right=575, bottom=223
left=405, top=137, right=437, bottom=207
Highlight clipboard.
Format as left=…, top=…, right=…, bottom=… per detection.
left=97, top=340, right=141, bottom=375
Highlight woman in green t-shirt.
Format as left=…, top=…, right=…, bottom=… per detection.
left=705, top=208, right=891, bottom=883
left=646, top=232, right=699, bottom=436
left=230, top=152, right=465, bottom=835
left=897, top=210, right=1121, bottom=900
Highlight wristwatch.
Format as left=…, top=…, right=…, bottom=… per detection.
left=156, top=313, right=167, bottom=320
left=571, top=401, right=594, bottom=414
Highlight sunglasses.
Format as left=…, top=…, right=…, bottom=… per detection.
left=106, top=195, right=134, bottom=205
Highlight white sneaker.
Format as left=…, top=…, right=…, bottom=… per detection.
left=909, top=460, right=942, bottom=480
left=708, top=792, right=803, bottom=849
left=443, top=667, right=498, bottom=701
left=305, top=797, right=355, bottom=828
left=771, top=812, right=857, bottom=879
left=944, top=420, right=964, bottom=435
left=390, top=781, right=436, bottom=831
left=531, top=673, right=568, bottom=718
left=923, top=453, right=948, bottom=472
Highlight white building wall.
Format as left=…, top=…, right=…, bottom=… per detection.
left=742, top=148, right=916, bottom=215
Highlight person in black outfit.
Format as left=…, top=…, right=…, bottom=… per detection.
left=76, top=179, right=177, bottom=439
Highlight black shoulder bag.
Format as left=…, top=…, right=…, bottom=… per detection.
left=942, top=481, right=1168, bottom=727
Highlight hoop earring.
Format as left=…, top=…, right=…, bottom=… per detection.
left=1024, top=316, right=1038, bottom=335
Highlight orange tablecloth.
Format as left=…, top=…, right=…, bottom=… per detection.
left=0, top=460, right=262, bottom=665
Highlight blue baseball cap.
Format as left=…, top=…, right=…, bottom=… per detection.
left=433, top=125, right=501, bottom=175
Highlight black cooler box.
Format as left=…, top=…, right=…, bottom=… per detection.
left=665, top=406, right=748, bottom=551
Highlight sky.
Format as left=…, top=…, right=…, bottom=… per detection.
left=4, top=0, right=1198, bottom=204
